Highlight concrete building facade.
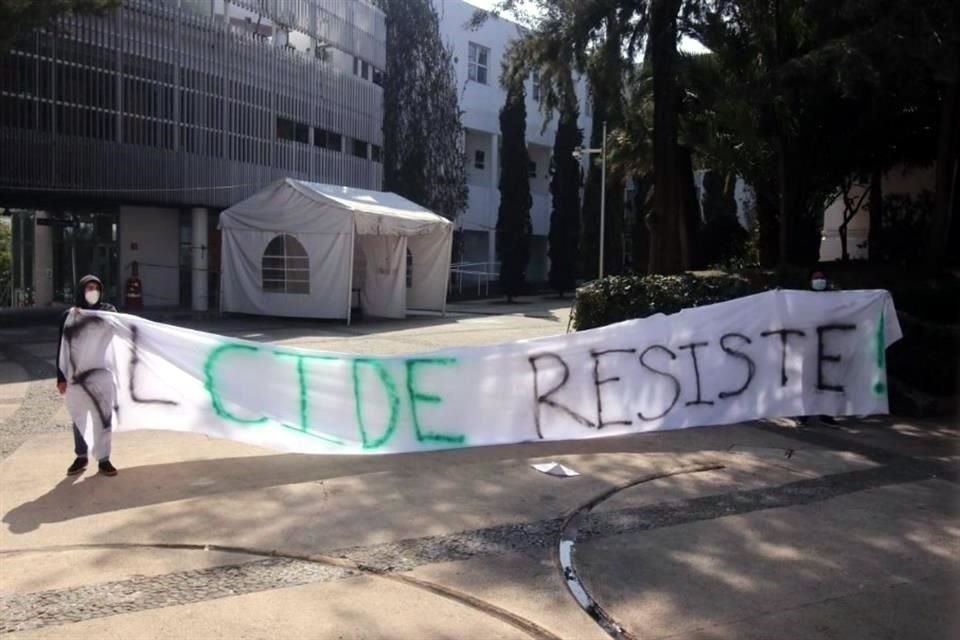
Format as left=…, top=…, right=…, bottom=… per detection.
left=2, top=0, right=385, bottom=309
left=435, top=0, right=592, bottom=284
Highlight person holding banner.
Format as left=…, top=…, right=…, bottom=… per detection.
left=56, top=274, right=120, bottom=477
left=797, top=269, right=838, bottom=427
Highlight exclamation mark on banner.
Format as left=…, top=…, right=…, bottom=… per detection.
left=874, top=310, right=887, bottom=396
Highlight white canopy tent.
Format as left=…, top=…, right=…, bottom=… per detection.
left=219, top=179, right=453, bottom=322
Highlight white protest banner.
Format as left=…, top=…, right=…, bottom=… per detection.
left=58, top=290, right=901, bottom=455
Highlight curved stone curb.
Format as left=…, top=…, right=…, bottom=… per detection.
left=555, top=465, right=725, bottom=640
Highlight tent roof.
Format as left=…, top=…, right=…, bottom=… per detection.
left=220, top=179, right=452, bottom=236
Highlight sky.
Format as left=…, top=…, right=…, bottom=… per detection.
left=457, top=0, right=711, bottom=54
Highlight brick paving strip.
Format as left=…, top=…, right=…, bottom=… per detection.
left=1, top=459, right=948, bottom=635
left=0, top=343, right=69, bottom=462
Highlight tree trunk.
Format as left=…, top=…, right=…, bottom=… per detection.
left=647, top=0, right=686, bottom=275
left=580, top=15, right=625, bottom=280
left=776, top=137, right=789, bottom=276
left=756, top=187, right=780, bottom=267
left=601, top=16, right=625, bottom=278
left=548, top=99, right=581, bottom=295
left=632, top=174, right=652, bottom=273
left=839, top=184, right=852, bottom=262
left=580, top=110, right=605, bottom=280
left=678, top=146, right=698, bottom=267
left=928, top=73, right=959, bottom=269
left=839, top=223, right=848, bottom=262
left=868, top=166, right=883, bottom=263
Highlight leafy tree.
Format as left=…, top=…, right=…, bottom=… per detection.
left=605, top=64, right=654, bottom=273
left=580, top=27, right=627, bottom=279
left=682, top=1, right=837, bottom=269
left=496, top=70, right=532, bottom=302
left=548, top=98, right=582, bottom=295
left=642, top=0, right=690, bottom=274
left=0, top=0, right=119, bottom=47
left=683, top=0, right=953, bottom=270
left=377, top=0, right=468, bottom=219
left=481, top=0, right=689, bottom=276
left=0, top=220, right=11, bottom=284
left=479, top=0, right=957, bottom=274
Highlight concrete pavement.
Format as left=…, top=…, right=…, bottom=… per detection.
left=0, top=297, right=957, bottom=639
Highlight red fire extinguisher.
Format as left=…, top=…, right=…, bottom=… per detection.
left=125, top=261, right=144, bottom=310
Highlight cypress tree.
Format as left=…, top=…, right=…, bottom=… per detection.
left=496, top=74, right=532, bottom=302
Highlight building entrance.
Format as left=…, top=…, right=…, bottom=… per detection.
left=51, top=211, right=120, bottom=305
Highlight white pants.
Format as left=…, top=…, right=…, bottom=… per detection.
left=64, top=369, right=115, bottom=462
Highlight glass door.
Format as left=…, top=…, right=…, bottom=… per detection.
left=53, top=211, right=119, bottom=305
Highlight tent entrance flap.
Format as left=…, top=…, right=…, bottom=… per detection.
left=358, top=235, right=407, bottom=319
left=407, top=227, right=452, bottom=312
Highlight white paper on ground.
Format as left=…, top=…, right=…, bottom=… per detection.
left=531, top=462, right=581, bottom=477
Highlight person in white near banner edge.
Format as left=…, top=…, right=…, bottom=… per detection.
left=56, top=275, right=120, bottom=477
left=797, top=269, right=839, bottom=427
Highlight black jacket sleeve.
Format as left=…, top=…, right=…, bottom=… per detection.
left=56, top=309, right=70, bottom=383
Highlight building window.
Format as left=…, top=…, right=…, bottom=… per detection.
left=314, top=128, right=342, bottom=152
left=468, top=42, right=489, bottom=85
left=262, top=234, right=310, bottom=294
left=277, top=117, right=294, bottom=141
left=354, top=57, right=371, bottom=81
left=529, top=161, right=537, bottom=178
left=532, top=71, right=540, bottom=101
left=352, top=139, right=369, bottom=159
left=474, top=149, right=485, bottom=169
left=372, top=68, right=383, bottom=86
left=371, top=144, right=382, bottom=162
left=277, top=117, right=308, bottom=143
left=295, top=122, right=309, bottom=143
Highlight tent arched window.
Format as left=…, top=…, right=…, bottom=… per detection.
left=262, top=234, right=310, bottom=294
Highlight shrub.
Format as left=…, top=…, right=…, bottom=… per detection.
left=826, top=264, right=960, bottom=324
left=880, top=190, right=935, bottom=266
left=572, top=271, right=783, bottom=330
left=887, top=313, right=960, bottom=398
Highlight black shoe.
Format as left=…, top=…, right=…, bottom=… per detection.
left=820, top=415, right=837, bottom=425
left=98, top=460, right=118, bottom=477
left=66, top=457, right=88, bottom=476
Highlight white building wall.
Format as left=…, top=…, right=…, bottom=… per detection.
left=32, top=214, right=55, bottom=306
left=819, top=165, right=936, bottom=262
left=436, top=0, right=592, bottom=280
left=119, top=207, right=181, bottom=308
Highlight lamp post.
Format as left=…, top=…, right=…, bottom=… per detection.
left=574, top=120, right=607, bottom=279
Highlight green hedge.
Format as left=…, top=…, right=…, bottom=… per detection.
left=572, top=271, right=793, bottom=331
left=887, top=313, right=960, bottom=398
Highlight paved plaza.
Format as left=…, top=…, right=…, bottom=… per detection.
left=1, top=298, right=957, bottom=639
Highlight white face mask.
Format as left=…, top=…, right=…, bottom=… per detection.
left=84, top=289, right=101, bottom=305
left=811, top=279, right=827, bottom=291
